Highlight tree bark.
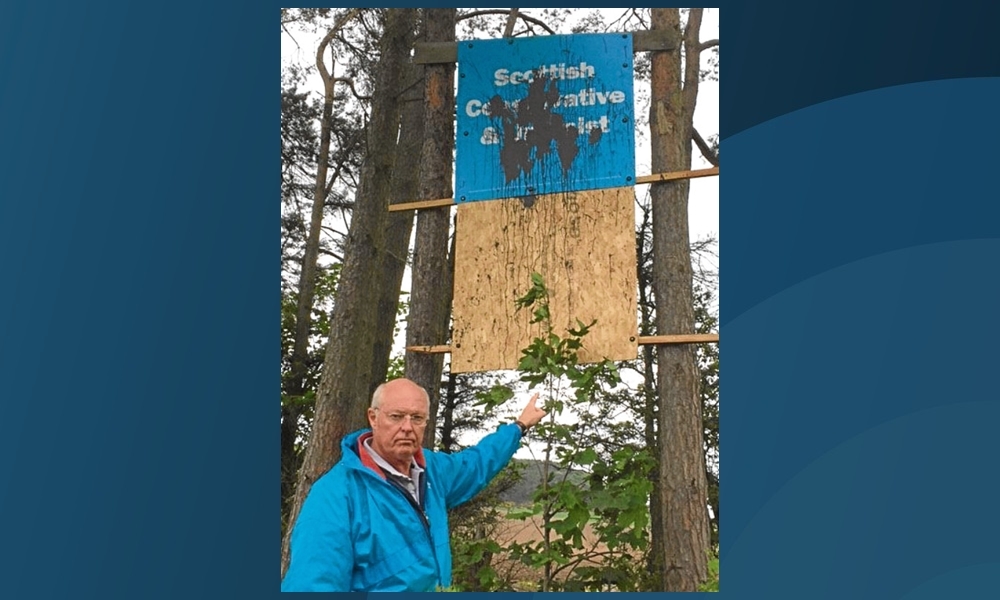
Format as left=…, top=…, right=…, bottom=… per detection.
left=636, top=199, right=665, bottom=583
left=439, top=371, right=457, bottom=453
left=405, top=8, right=457, bottom=449
left=281, top=8, right=363, bottom=534
left=281, top=8, right=417, bottom=576
left=368, top=56, right=425, bottom=384
left=648, top=7, right=710, bottom=591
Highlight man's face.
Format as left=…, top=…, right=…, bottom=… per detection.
left=367, top=379, right=429, bottom=468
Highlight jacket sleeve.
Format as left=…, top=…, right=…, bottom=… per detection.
left=280, top=472, right=353, bottom=592
left=435, top=422, right=521, bottom=508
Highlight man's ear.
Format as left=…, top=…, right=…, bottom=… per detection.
left=367, top=408, right=377, bottom=428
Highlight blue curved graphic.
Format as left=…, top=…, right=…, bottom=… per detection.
left=725, top=77, right=1000, bottom=324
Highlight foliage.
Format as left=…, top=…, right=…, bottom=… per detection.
left=280, top=72, right=320, bottom=292
left=385, top=292, right=410, bottom=381
left=698, top=556, right=719, bottom=592
left=695, top=277, right=720, bottom=550
left=701, top=45, right=720, bottom=83
left=443, top=372, right=529, bottom=591
left=280, top=263, right=341, bottom=395
left=447, top=460, right=522, bottom=591
left=474, top=273, right=654, bottom=592
left=280, top=261, right=342, bottom=537
left=447, top=264, right=722, bottom=591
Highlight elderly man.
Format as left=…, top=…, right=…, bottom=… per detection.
left=281, top=377, right=546, bottom=592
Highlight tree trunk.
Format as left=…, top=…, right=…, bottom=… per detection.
left=643, top=340, right=665, bottom=585
left=280, top=12, right=351, bottom=534
left=280, top=405, right=301, bottom=535
left=405, top=8, right=457, bottom=449
left=707, top=469, right=720, bottom=549
left=281, top=8, right=417, bottom=576
left=368, top=56, right=426, bottom=384
left=637, top=200, right=665, bottom=584
left=648, top=7, right=710, bottom=591
left=439, top=371, right=457, bottom=453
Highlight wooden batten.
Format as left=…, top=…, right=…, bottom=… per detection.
left=406, top=334, right=719, bottom=355
left=412, top=29, right=679, bottom=65
left=634, top=167, right=719, bottom=184
left=388, top=168, right=719, bottom=212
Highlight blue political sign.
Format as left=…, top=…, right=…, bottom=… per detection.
left=455, top=33, right=635, bottom=202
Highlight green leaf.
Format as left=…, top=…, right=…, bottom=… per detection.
left=577, top=447, right=599, bottom=465
left=506, top=506, right=538, bottom=520
left=473, top=385, right=514, bottom=409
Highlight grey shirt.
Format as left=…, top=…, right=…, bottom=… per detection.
left=362, top=438, right=424, bottom=505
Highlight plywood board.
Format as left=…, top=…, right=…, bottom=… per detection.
left=451, top=186, right=638, bottom=373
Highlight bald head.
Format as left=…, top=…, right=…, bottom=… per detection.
left=371, top=378, right=430, bottom=411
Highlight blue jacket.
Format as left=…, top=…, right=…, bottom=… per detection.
left=281, top=423, right=522, bottom=592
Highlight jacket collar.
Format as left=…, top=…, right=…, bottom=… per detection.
left=351, top=430, right=427, bottom=479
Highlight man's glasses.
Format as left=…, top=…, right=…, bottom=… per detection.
left=377, top=410, right=428, bottom=426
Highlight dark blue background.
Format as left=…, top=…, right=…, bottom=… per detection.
left=2, top=3, right=999, bottom=598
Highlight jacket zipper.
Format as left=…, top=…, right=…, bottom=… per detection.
left=381, top=470, right=431, bottom=533
left=358, top=452, right=442, bottom=588
left=382, top=473, right=444, bottom=589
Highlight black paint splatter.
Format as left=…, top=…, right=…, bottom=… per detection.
left=492, top=74, right=582, bottom=184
